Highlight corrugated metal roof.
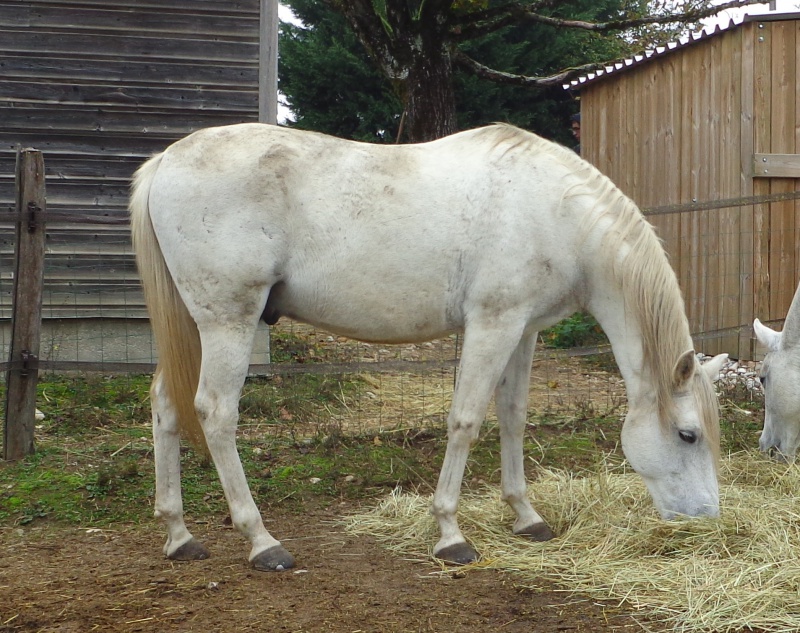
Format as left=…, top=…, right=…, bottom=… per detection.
left=565, top=12, right=800, bottom=90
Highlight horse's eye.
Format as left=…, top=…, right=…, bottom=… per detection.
left=679, top=430, right=698, bottom=444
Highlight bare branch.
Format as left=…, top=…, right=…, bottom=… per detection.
left=452, top=49, right=609, bottom=88
left=454, top=0, right=769, bottom=41
left=514, top=0, right=770, bottom=33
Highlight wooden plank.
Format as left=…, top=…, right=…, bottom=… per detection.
left=0, top=106, right=258, bottom=135
left=630, top=69, right=643, bottom=201
left=0, top=30, right=258, bottom=60
left=0, top=131, right=198, bottom=157
left=679, top=45, right=698, bottom=330
left=0, top=5, right=259, bottom=36
left=690, top=42, right=712, bottom=338
left=0, top=154, right=144, bottom=181
left=752, top=19, right=772, bottom=332
left=717, top=27, right=743, bottom=356
left=39, top=307, right=148, bottom=318
left=657, top=53, right=682, bottom=264
left=752, top=153, right=800, bottom=177
left=594, top=83, right=610, bottom=174
left=4, top=149, right=46, bottom=460
left=768, top=20, right=796, bottom=319
left=702, top=33, right=721, bottom=355
left=640, top=64, right=658, bottom=209
left=619, top=71, right=636, bottom=199
left=0, top=0, right=259, bottom=13
left=259, top=0, right=279, bottom=123
left=796, top=20, right=800, bottom=301
left=1, top=55, right=258, bottom=87
left=0, top=80, right=258, bottom=111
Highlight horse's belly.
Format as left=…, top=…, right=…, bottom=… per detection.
left=268, top=282, right=458, bottom=344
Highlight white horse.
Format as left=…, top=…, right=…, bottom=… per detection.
left=130, top=123, right=728, bottom=570
left=754, top=283, right=800, bottom=459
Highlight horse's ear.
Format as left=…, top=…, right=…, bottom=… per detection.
left=702, top=353, right=729, bottom=383
left=672, top=349, right=696, bottom=389
left=753, top=318, right=782, bottom=352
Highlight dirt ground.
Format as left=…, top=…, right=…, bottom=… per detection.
left=0, top=501, right=660, bottom=633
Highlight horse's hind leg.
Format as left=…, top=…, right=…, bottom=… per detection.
left=495, top=330, right=554, bottom=541
left=194, top=321, right=295, bottom=571
left=151, top=370, right=210, bottom=560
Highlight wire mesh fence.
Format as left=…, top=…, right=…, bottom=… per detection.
left=2, top=189, right=798, bottom=441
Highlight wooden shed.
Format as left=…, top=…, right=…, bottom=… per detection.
left=570, top=13, right=800, bottom=360
left=1, top=0, right=277, bottom=364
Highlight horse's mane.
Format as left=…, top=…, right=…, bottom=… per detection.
left=476, top=124, right=719, bottom=453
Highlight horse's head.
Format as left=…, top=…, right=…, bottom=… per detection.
left=754, top=318, right=800, bottom=461
left=620, top=351, right=728, bottom=519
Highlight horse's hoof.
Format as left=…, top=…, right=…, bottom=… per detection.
left=515, top=522, right=555, bottom=542
left=433, top=542, right=479, bottom=566
left=169, top=538, right=211, bottom=561
left=251, top=544, right=295, bottom=571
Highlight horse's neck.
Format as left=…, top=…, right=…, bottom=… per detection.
left=592, top=304, right=652, bottom=408
left=588, top=281, right=689, bottom=412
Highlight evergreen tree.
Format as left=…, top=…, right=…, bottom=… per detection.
left=279, top=0, right=767, bottom=143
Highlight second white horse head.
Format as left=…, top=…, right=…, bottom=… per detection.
left=754, top=283, right=800, bottom=460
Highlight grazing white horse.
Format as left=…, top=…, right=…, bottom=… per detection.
left=754, top=283, right=800, bottom=459
left=130, top=123, right=728, bottom=570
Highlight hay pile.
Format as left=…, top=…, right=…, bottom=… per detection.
left=344, top=452, right=800, bottom=633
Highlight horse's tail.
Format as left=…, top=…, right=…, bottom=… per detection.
left=130, top=154, right=207, bottom=453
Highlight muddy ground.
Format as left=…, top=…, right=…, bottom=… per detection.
left=0, top=501, right=661, bottom=633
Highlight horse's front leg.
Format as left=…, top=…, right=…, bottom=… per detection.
left=195, top=326, right=295, bottom=571
left=431, top=320, right=526, bottom=565
left=495, top=330, right=554, bottom=541
left=151, top=370, right=210, bottom=561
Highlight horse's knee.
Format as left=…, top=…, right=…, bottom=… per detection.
left=447, top=418, right=481, bottom=444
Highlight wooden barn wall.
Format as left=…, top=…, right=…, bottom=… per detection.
left=581, top=18, right=800, bottom=360
left=0, top=0, right=261, bottom=319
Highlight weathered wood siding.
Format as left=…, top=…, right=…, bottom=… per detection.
left=0, top=0, right=261, bottom=318
left=579, top=15, right=800, bottom=360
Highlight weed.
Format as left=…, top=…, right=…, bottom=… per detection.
left=542, top=313, right=607, bottom=349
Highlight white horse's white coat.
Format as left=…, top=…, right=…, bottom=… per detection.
left=754, top=283, right=800, bottom=459
left=130, top=123, right=728, bottom=569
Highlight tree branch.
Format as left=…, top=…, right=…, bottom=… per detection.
left=454, top=0, right=770, bottom=41
left=519, top=0, right=769, bottom=33
left=452, top=49, right=609, bottom=88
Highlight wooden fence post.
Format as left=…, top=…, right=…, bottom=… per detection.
left=3, top=149, right=46, bottom=461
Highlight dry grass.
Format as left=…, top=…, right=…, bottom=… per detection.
left=267, top=321, right=627, bottom=436
left=344, top=452, right=800, bottom=633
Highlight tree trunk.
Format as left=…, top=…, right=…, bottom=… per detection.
left=402, top=33, right=457, bottom=143
left=331, top=1, right=457, bottom=143
left=402, top=50, right=456, bottom=142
